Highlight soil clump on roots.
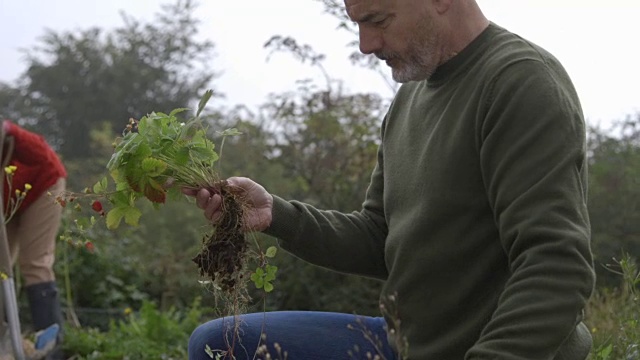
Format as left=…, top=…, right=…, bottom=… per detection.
left=192, top=180, right=249, bottom=299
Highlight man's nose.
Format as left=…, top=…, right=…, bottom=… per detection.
left=358, top=27, right=383, bottom=55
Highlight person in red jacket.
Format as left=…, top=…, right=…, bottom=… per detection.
left=2, top=119, right=66, bottom=359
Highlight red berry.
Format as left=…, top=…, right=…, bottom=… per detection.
left=91, top=200, right=103, bottom=212
left=55, top=196, right=66, bottom=208
left=85, top=241, right=95, bottom=253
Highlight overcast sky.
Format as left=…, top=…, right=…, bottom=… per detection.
left=1, top=0, right=639, bottom=129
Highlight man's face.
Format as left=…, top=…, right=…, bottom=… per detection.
left=345, top=0, right=442, bottom=82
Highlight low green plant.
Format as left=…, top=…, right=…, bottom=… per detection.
left=63, top=297, right=205, bottom=359
left=250, top=263, right=278, bottom=293
left=587, top=253, right=639, bottom=359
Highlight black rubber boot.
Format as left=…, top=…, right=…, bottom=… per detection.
left=25, top=281, right=64, bottom=360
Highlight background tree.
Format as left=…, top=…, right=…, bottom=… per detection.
left=588, top=114, right=640, bottom=286
left=0, top=0, right=217, bottom=168
left=260, top=83, right=386, bottom=315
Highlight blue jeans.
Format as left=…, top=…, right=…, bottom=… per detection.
left=188, top=311, right=398, bottom=360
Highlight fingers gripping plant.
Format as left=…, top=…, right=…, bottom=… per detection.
left=66, top=90, right=277, bottom=311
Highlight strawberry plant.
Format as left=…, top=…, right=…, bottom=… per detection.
left=59, top=90, right=277, bottom=312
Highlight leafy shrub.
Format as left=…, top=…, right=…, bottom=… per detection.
left=63, top=297, right=205, bottom=359
left=587, top=253, right=639, bottom=359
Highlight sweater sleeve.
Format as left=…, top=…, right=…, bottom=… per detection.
left=466, top=60, right=595, bottom=359
left=263, top=121, right=389, bottom=280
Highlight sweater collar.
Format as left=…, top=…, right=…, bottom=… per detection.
left=425, top=22, right=502, bottom=88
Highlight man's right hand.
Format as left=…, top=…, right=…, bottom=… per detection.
left=183, top=176, right=273, bottom=232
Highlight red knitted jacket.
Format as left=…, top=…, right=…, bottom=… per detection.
left=2, top=120, right=67, bottom=213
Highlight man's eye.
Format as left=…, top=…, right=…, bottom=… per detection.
left=371, top=17, right=390, bottom=27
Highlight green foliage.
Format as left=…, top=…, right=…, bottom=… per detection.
left=63, top=298, right=205, bottom=359
left=588, top=115, right=640, bottom=286
left=94, top=91, right=226, bottom=229
left=261, top=80, right=383, bottom=212
left=54, top=234, right=148, bottom=312
left=259, top=82, right=386, bottom=314
left=265, top=246, right=278, bottom=258
left=111, top=200, right=214, bottom=310
left=55, top=197, right=228, bottom=321
left=591, top=344, right=613, bottom=360
left=586, top=253, right=640, bottom=359
left=251, top=264, right=278, bottom=293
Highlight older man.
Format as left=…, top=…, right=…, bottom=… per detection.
left=187, top=0, right=595, bottom=359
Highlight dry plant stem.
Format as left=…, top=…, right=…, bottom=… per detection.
left=62, top=243, right=81, bottom=327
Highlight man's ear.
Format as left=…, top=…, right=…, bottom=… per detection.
left=432, top=0, right=453, bottom=14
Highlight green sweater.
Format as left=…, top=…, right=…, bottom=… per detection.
left=265, top=23, right=595, bottom=359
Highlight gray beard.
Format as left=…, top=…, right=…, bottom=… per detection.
left=390, top=19, right=440, bottom=83
left=391, top=61, right=434, bottom=83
